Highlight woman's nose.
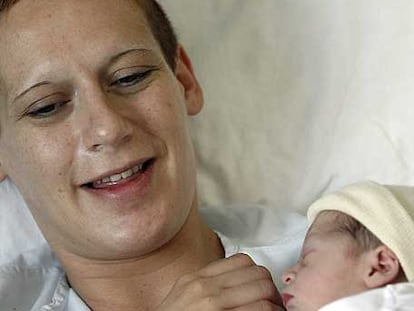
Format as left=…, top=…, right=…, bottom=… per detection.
left=77, top=91, right=134, bottom=152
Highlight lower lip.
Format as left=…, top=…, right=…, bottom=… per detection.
left=282, top=293, right=294, bottom=308
left=82, top=161, right=154, bottom=202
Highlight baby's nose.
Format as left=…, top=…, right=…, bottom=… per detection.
left=282, top=269, right=295, bottom=285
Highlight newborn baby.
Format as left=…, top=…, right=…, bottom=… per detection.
left=281, top=181, right=414, bottom=311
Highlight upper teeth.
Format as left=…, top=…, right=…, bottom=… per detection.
left=95, top=163, right=143, bottom=185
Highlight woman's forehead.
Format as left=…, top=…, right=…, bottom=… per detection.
left=0, top=0, right=152, bottom=52
left=0, top=0, right=159, bottom=99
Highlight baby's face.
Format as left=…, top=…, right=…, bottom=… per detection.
left=281, top=213, right=368, bottom=311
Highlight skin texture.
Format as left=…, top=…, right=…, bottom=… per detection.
left=281, top=213, right=370, bottom=311
left=0, top=1, right=282, bottom=310
left=0, top=0, right=203, bottom=261
left=159, top=254, right=284, bottom=311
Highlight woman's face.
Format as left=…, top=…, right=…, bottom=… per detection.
left=0, top=0, right=203, bottom=260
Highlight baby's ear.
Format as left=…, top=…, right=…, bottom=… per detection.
left=364, top=245, right=401, bottom=288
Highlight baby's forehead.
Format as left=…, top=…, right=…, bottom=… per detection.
left=304, top=225, right=353, bottom=253
left=309, top=210, right=346, bottom=232
left=305, top=211, right=357, bottom=245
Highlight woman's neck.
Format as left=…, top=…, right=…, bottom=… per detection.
left=56, top=206, right=224, bottom=311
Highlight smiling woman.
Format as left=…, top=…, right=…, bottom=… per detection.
left=0, top=0, right=201, bottom=262
left=0, top=0, right=288, bottom=310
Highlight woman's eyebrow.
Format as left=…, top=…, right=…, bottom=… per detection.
left=11, top=48, right=154, bottom=105
left=106, top=48, right=153, bottom=66
left=12, top=81, right=51, bottom=105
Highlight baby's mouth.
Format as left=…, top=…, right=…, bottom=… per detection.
left=82, top=158, right=154, bottom=189
left=281, top=293, right=294, bottom=308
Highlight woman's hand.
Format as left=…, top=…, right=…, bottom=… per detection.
left=156, top=253, right=285, bottom=311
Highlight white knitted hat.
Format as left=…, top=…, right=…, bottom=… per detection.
left=307, top=181, right=414, bottom=281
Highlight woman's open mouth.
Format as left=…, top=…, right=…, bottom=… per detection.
left=82, top=158, right=155, bottom=192
left=83, top=158, right=155, bottom=190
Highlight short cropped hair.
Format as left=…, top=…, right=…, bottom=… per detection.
left=0, top=0, right=178, bottom=70
left=137, top=0, right=178, bottom=70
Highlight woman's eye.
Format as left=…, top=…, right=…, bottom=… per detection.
left=111, top=70, right=151, bottom=87
left=28, top=101, right=68, bottom=118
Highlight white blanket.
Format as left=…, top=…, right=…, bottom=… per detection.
left=320, top=283, right=414, bottom=310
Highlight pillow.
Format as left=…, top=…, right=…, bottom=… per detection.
left=161, top=0, right=414, bottom=213
left=0, top=178, right=47, bottom=265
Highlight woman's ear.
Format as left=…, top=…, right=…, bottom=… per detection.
left=364, top=245, right=401, bottom=288
left=174, top=45, right=204, bottom=116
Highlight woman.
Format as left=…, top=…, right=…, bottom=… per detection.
left=0, top=0, right=288, bottom=309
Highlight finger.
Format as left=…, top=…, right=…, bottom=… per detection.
left=196, top=253, right=255, bottom=278
left=273, top=286, right=284, bottom=309
left=213, top=265, right=274, bottom=289
left=170, top=265, right=270, bottom=303
left=171, top=254, right=256, bottom=292
left=232, top=300, right=285, bottom=311
left=220, top=278, right=279, bottom=308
